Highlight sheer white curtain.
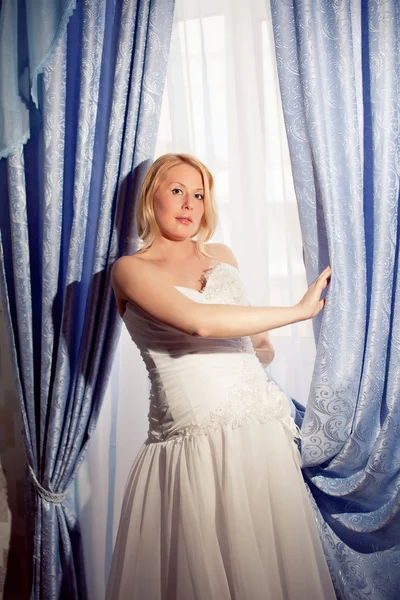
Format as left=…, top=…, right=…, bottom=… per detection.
left=156, top=0, right=315, bottom=399
left=76, top=2, right=315, bottom=599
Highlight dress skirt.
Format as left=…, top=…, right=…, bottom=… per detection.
left=106, top=416, right=336, bottom=599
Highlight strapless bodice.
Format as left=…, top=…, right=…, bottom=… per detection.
left=122, top=262, right=298, bottom=444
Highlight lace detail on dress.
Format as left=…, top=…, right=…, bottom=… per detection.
left=132, top=261, right=301, bottom=466
left=201, top=262, right=249, bottom=305
left=200, top=262, right=255, bottom=352
left=147, top=357, right=301, bottom=446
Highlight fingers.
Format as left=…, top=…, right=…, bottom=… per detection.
left=315, top=265, right=332, bottom=287
left=320, top=265, right=332, bottom=278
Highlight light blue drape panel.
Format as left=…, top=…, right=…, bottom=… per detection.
left=270, top=1, right=400, bottom=598
left=0, top=0, right=77, bottom=158
left=0, top=0, right=175, bottom=597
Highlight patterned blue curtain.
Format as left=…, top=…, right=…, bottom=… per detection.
left=0, top=0, right=77, bottom=158
left=0, top=0, right=174, bottom=597
left=270, top=1, right=400, bottom=598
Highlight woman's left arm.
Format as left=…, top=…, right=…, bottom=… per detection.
left=249, top=330, right=275, bottom=367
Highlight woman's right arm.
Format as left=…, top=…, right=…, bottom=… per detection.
left=112, top=257, right=331, bottom=338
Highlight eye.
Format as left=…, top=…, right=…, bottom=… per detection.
left=171, top=187, right=183, bottom=195
left=194, top=193, right=204, bottom=200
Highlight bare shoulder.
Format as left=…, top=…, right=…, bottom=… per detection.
left=111, top=255, right=139, bottom=291
left=111, top=255, right=147, bottom=316
left=111, top=253, right=201, bottom=334
left=111, top=253, right=163, bottom=299
left=111, top=253, right=144, bottom=281
left=205, top=242, right=239, bottom=269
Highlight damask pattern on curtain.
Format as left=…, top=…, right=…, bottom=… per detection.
left=271, top=1, right=400, bottom=598
left=0, top=0, right=77, bottom=159
left=0, top=0, right=175, bottom=598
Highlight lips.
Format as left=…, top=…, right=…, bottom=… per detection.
left=176, top=217, right=192, bottom=224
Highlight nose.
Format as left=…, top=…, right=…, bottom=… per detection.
left=182, top=193, right=194, bottom=209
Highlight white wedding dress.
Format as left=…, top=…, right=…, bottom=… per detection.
left=106, top=262, right=336, bottom=600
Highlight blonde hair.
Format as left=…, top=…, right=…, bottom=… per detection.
left=134, top=153, right=218, bottom=257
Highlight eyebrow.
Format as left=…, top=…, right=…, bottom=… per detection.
left=170, top=181, right=204, bottom=191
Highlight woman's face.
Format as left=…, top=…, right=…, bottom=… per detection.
left=152, top=163, right=205, bottom=241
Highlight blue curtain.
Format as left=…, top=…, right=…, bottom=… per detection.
left=0, top=0, right=77, bottom=158
left=270, top=1, right=400, bottom=598
left=0, top=0, right=175, bottom=597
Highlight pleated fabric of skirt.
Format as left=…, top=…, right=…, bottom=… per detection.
left=106, top=417, right=336, bottom=599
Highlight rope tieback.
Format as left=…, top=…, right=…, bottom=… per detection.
left=28, top=465, right=67, bottom=504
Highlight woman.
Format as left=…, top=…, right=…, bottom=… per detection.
left=106, top=153, right=335, bottom=599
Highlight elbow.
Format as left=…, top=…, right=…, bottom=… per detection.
left=192, top=324, right=209, bottom=338
left=189, top=306, right=210, bottom=338
left=266, top=345, right=275, bottom=365
left=255, top=345, right=275, bottom=367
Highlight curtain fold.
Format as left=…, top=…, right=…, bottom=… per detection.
left=271, top=1, right=400, bottom=598
left=0, top=0, right=175, bottom=597
left=0, top=0, right=77, bottom=159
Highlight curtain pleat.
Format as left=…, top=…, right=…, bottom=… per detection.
left=271, top=1, right=400, bottom=598
left=0, top=0, right=175, bottom=597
